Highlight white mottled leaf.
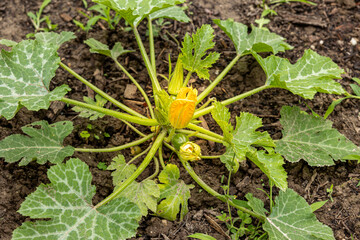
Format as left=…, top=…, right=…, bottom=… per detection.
left=0, top=121, right=74, bottom=166
left=93, top=0, right=185, bottom=26
left=213, top=19, right=292, bottom=55
left=34, top=31, right=76, bottom=46
left=264, top=189, right=335, bottom=240
left=13, top=158, right=141, bottom=240
left=0, top=39, right=18, bottom=47
left=253, top=50, right=345, bottom=99
left=149, top=6, right=190, bottom=22
left=246, top=150, right=287, bottom=191
left=0, top=37, right=71, bottom=119
left=276, top=106, right=360, bottom=166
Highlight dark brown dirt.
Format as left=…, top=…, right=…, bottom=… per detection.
left=0, top=0, right=360, bottom=239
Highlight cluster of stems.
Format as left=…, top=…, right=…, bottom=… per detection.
left=59, top=19, right=280, bottom=221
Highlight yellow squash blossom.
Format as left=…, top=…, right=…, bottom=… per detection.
left=179, top=142, right=201, bottom=161
left=169, top=87, right=197, bottom=129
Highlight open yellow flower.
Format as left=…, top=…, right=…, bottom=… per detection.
left=169, top=87, right=197, bottom=129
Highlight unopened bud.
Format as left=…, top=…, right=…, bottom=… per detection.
left=168, top=57, right=183, bottom=95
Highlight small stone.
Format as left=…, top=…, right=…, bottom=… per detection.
left=60, top=13, right=73, bottom=22
left=350, top=38, right=358, bottom=46
left=124, top=84, right=138, bottom=99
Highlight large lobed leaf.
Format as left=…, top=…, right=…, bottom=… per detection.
left=253, top=50, right=345, bottom=99
left=213, top=19, right=293, bottom=56
left=0, top=121, right=74, bottom=166
left=264, top=189, right=335, bottom=240
left=213, top=103, right=287, bottom=190
left=109, top=154, right=160, bottom=216
left=276, top=106, right=360, bottom=166
left=13, top=158, right=141, bottom=240
left=149, top=5, right=190, bottom=22
left=180, top=24, right=220, bottom=80
left=93, top=0, right=185, bottom=27
left=0, top=32, right=74, bottom=120
left=157, top=164, right=194, bottom=221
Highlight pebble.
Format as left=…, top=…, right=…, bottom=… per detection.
left=350, top=38, right=358, bottom=46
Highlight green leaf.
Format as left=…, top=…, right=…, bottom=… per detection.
left=0, top=38, right=71, bottom=120
left=84, top=38, right=134, bottom=59
left=220, top=147, right=238, bottom=172
left=180, top=25, right=220, bottom=80
left=245, top=193, right=268, bottom=217
left=149, top=6, right=190, bottom=22
left=93, top=0, right=185, bottom=27
left=246, top=150, right=288, bottom=191
left=263, top=189, right=335, bottom=240
left=213, top=19, right=293, bottom=55
left=253, top=50, right=345, bottom=99
left=157, top=164, right=194, bottom=221
left=0, top=39, right=18, bottom=47
left=310, top=200, right=328, bottom=212
left=108, top=154, right=137, bottom=184
left=34, top=31, right=76, bottom=46
left=0, top=121, right=74, bottom=166
left=72, top=94, right=107, bottom=120
left=117, top=179, right=160, bottom=216
left=211, top=102, right=233, bottom=143
left=232, top=112, right=275, bottom=160
left=188, top=233, right=217, bottom=240
left=109, top=155, right=160, bottom=216
left=276, top=106, right=360, bottom=166
left=13, top=158, right=141, bottom=240
left=350, top=84, right=360, bottom=96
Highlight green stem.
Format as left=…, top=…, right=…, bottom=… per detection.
left=187, top=123, right=224, bottom=141
left=95, top=130, right=167, bottom=208
left=114, top=60, right=155, bottom=119
left=128, top=145, right=152, bottom=165
left=74, top=133, right=154, bottom=153
left=183, top=71, right=193, bottom=87
left=145, top=156, right=159, bottom=180
left=193, top=85, right=274, bottom=119
left=176, top=129, right=223, bottom=143
left=180, top=159, right=266, bottom=222
left=121, top=120, right=146, bottom=137
left=133, top=27, right=161, bottom=93
left=61, top=97, right=158, bottom=126
left=59, top=62, right=145, bottom=119
left=201, top=155, right=221, bottom=159
left=148, top=17, right=156, bottom=75
left=158, top=144, right=166, bottom=169
left=197, top=54, right=241, bottom=104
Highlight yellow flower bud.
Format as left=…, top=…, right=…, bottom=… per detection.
left=168, top=57, right=184, bottom=95
left=169, top=87, right=197, bottom=129
left=179, top=142, right=201, bottom=161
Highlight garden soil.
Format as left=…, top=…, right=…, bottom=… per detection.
left=1, top=0, right=360, bottom=239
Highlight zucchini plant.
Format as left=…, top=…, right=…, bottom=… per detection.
left=1, top=0, right=359, bottom=239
